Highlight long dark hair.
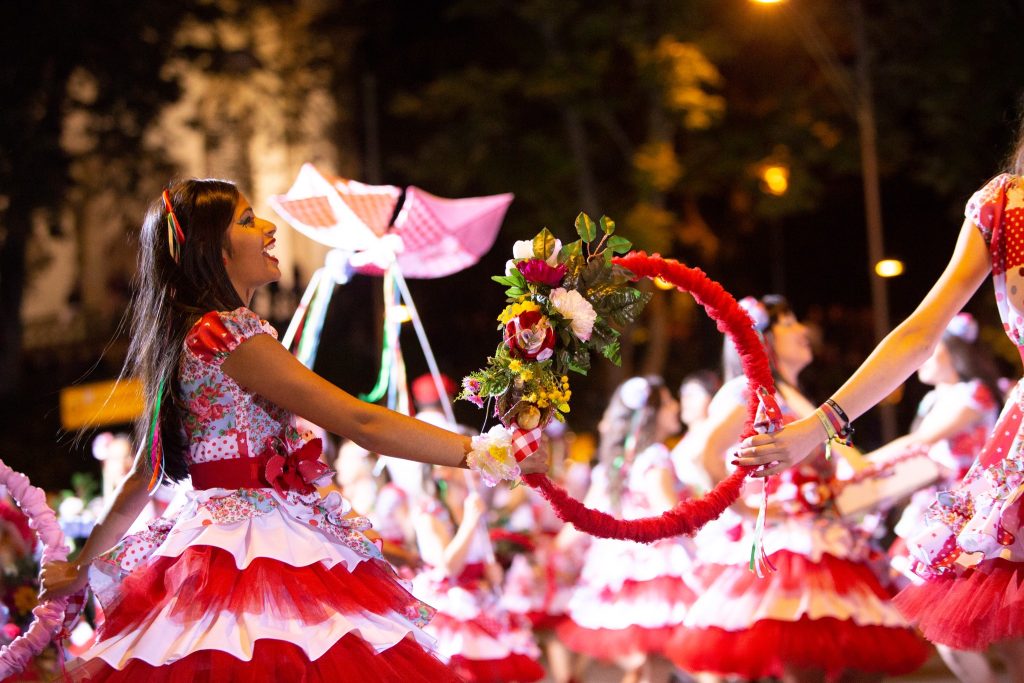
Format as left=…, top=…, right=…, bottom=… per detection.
left=126, top=178, right=244, bottom=483
left=597, top=375, right=668, bottom=508
left=722, top=294, right=793, bottom=384
left=941, top=332, right=1002, bottom=408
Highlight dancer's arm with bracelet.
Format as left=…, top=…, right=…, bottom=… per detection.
left=735, top=217, right=991, bottom=476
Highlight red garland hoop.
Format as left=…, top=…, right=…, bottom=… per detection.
left=521, top=251, right=774, bottom=543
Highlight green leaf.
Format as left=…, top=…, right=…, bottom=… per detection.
left=505, top=286, right=525, bottom=298
left=599, top=215, right=616, bottom=235
left=556, top=348, right=572, bottom=370
left=603, top=289, right=652, bottom=327
left=532, top=228, right=557, bottom=261
left=567, top=352, right=590, bottom=375
left=575, top=212, right=598, bottom=242
left=606, top=235, right=632, bottom=254
left=560, top=239, right=583, bottom=262
left=600, top=339, right=622, bottom=365
left=491, top=274, right=517, bottom=286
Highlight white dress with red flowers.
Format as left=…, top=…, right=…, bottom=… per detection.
left=666, top=378, right=928, bottom=679
left=66, top=308, right=460, bottom=682
left=411, top=498, right=544, bottom=683
left=894, top=174, right=1024, bottom=650
left=889, top=380, right=999, bottom=583
left=557, top=444, right=702, bottom=659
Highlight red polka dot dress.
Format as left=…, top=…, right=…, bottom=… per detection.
left=894, top=174, right=1024, bottom=650
left=65, top=308, right=460, bottom=682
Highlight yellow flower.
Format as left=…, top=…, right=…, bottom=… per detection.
left=519, top=368, right=533, bottom=381
left=488, top=444, right=515, bottom=465
left=508, top=359, right=522, bottom=372
left=498, top=301, right=541, bottom=325
left=538, top=398, right=550, bottom=408
left=558, top=403, right=571, bottom=413
left=561, top=376, right=569, bottom=383
left=13, top=585, right=37, bottom=614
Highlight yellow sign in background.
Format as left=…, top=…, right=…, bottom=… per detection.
left=60, top=378, right=144, bottom=430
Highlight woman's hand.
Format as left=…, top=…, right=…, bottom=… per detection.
left=39, top=560, right=89, bottom=601
left=462, top=491, right=486, bottom=526
left=733, top=414, right=826, bottom=477
left=518, top=444, right=550, bottom=476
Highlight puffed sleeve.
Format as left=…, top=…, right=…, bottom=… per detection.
left=631, top=443, right=672, bottom=479
left=965, top=173, right=1013, bottom=247
left=185, top=307, right=277, bottom=365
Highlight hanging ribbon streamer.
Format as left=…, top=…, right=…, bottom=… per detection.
left=146, top=377, right=166, bottom=492
left=748, top=386, right=783, bottom=577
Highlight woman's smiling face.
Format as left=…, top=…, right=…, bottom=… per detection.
left=222, top=194, right=279, bottom=304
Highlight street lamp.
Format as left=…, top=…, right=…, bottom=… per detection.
left=752, top=0, right=897, bottom=440
left=875, top=259, right=904, bottom=278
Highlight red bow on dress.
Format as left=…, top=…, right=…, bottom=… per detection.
left=263, top=438, right=329, bottom=496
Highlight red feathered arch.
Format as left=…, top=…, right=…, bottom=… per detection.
left=522, top=252, right=773, bottom=542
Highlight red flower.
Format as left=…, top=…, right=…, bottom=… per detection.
left=516, top=258, right=566, bottom=287
left=504, top=310, right=555, bottom=361
left=262, top=438, right=329, bottom=496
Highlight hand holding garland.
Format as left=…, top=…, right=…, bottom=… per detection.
left=735, top=216, right=990, bottom=477
left=462, top=214, right=776, bottom=544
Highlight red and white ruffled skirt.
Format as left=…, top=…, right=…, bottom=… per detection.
left=666, top=517, right=928, bottom=680
left=557, top=535, right=700, bottom=660
left=412, top=564, right=544, bottom=683
left=64, top=487, right=460, bottom=682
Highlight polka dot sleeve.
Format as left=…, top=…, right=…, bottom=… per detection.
left=185, top=307, right=276, bottom=365
left=965, top=173, right=1013, bottom=246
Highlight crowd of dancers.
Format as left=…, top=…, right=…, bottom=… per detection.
left=27, top=149, right=1024, bottom=682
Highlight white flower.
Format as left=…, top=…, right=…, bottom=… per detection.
left=550, top=287, right=597, bottom=341
left=512, top=238, right=561, bottom=266
left=467, top=425, right=519, bottom=487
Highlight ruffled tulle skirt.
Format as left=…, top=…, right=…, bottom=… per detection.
left=893, top=557, right=1024, bottom=650
left=413, top=570, right=544, bottom=683
left=558, top=574, right=698, bottom=659
left=666, top=550, right=928, bottom=679
left=63, top=488, right=459, bottom=682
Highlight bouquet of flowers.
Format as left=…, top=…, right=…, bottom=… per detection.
left=461, top=213, right=649, bottom=485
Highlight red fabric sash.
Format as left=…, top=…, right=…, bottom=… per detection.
left=189, top=438, right=327, bottom=494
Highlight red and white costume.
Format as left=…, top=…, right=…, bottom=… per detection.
left=67, top=308, right=459, bottom=682
left=889, top=380, right=999, bottom=582
left=667, top=378, right=928, bottom=679
left=499, top=485, right=582, bottom=631
left=557, top=444, right=700, bottom=659
left=895, top=174, right=1024, bottom=650
left=411, top=499, right=544, bottom=683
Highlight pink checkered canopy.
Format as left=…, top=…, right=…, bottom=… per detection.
left=269, top=163, right=513, bottom=279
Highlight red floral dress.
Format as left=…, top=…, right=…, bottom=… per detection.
left=67, top=308, right=460, bottom=682
left=894, top=174, right=1024, bottom=650
left=666, top=378, right=928, bottom=679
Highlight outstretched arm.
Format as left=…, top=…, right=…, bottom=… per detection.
left=221, top=334, right=549, bottom=475
left=737, top=218, right=992, bottom=476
